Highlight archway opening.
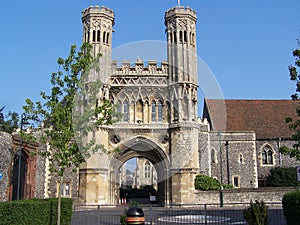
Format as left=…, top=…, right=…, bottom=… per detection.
left=110, top=136, right=169, bottom=205
left=119, top=157, right=158, bottom=204
left=11, top=150, right=28, bottom=201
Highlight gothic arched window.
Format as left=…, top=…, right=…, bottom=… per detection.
left=123, top=101, right=129, bottom=122
left=136, top=100, right=143, bottom=123
left=184, top=31, right=188, bottom=43
left=158, top=101, right=163, bottom=122
left=173, top=31, right=177, bottom=43
left=145, top=161, right=151, bottom=179
left=267, top=150, right=273, bottom=164
left=106, top=32, right=110, bottom=44
left=97, top=30, right=100, bottom=42
left=103, top=31, right=106, bottom=43
left=92, top=30, right=96, bottom=42
left=151, top=101, right=156, bottom=122
left=169, top=32, right=173, bottom=43
left=117, top=101, right=122, bottom=115
left=261, top=145, right=274, bottom=165
left=179, top=31, right=183, bottom=43
left=211, top=148, right=217, bottom=163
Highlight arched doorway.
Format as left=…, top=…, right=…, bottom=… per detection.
left=11, top=150, right=28, bottom=200
left=109, top=136, right=170, bottom=205
left=119, top=157, right=158, bottom=204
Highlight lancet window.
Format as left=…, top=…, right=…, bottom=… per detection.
left=261, top=145, right=274, bottom=165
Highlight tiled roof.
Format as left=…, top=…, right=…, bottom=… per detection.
left=203, top=99, right=300, bottom=139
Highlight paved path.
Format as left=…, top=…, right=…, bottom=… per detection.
left=71, top=205, right=286, bottom=225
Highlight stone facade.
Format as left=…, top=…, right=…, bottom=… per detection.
left=1, top=4, right=299, bottom=206
left=209, top=132, right=258, bottom=188
left=0, top=132, right=12, bottom=201
left=78, top=5, right=202, bottom=205
left=75, top=4, right=300, bottom=205
left=0, top=131, right=48, bottom=201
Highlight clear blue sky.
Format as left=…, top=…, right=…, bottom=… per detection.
left=1, top=0, right=300, bottom=116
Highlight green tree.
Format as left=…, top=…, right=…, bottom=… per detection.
left=266, top=167, right=298, bottom=187
left=282, top=190, right=300, bottom=225
left=0, top=106, right=19, bottom=134
left=22, top=43, right=119, bottom=225
left=280, top=40, right=300, bottom=161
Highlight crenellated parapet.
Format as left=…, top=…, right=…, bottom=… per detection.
left=111, top=60, right=168, bottom=76
left=82, top=5, right=115, bottom=24
left=165, top=6, right=197, bottom=22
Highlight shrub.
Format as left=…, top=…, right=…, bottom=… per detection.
left=0, top=198, right=73, bottom=225
left=194, top=174, right=221, bottom=190
left=243, top=200, right=269, bottom=225
left=282, top=190, right=300, bottom=225
left=194, top=174, right=233, bottom=191
left=266, top=167, right=298, bottom=187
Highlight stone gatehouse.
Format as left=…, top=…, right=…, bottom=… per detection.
left=0, top=3, right=299, bottom=205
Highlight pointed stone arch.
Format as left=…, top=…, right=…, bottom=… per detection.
left=109, top=136, right=170, bottom=205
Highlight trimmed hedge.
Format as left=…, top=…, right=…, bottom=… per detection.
left=194, top=174, right=233, bottom=191
left=0, top=198, right=73, bottom=225
left=282, top=190, right=300, bottom=225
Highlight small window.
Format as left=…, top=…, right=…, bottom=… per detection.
left=59, top=182, right=71, bottom=197
left=233, top=176, right=240, bottom=188
left=261, top=145, right=274, bottom=165
left=173, top=104, right=178, bottom=121
left=239, top=154, right=243, bottom=164
left=211, top=148, right=217, bottom=163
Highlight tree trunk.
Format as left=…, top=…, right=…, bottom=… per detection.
left=57, top=176, right=63, bottom=225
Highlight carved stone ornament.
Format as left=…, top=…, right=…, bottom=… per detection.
left=160, top=135, right=169, bottom=144
left=177, top=19, right=187, bottom=29
left=111, top=134, right=121, bottom=144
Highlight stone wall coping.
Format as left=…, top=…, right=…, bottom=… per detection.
left=195, top=187, right=298, bottom=194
